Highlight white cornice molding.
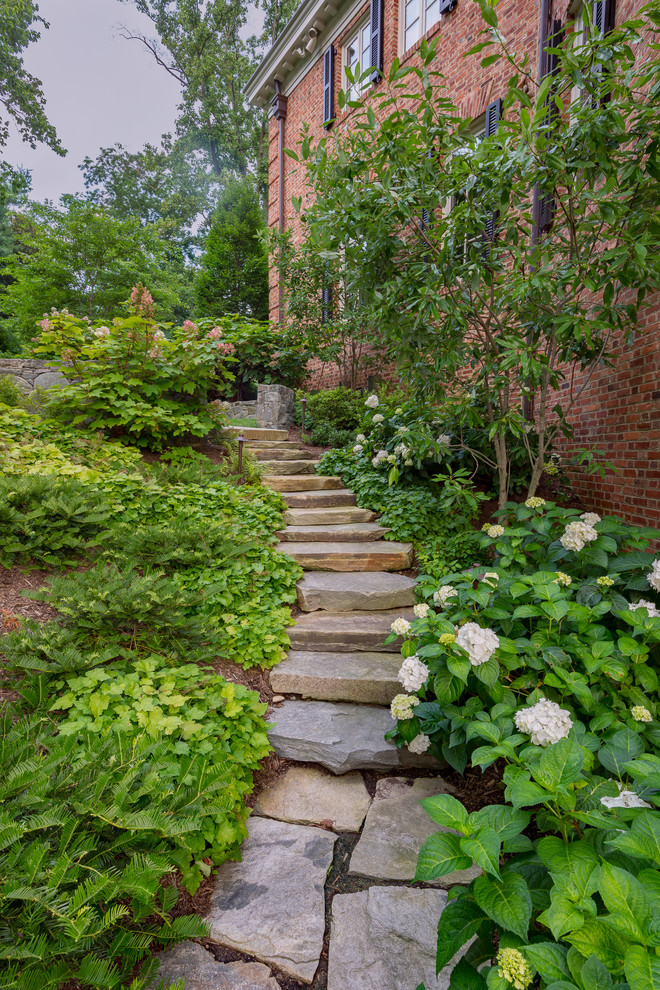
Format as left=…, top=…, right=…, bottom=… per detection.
left=245, top=0, right=366, bottom=107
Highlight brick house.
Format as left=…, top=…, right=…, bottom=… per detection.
left=245, top=0, right=660, bottom=527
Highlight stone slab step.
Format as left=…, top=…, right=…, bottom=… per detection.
left=279, top=541, right=413, bottom=572
left=258, top=459, right=320, bottom=476
left=268, top=700, right=441, bottom=773
left=149, top=942, right=279, bottom=990
left=282, top=489, right=357, bottom=508
left=224, top=426, right=288, bottom=441
left=297, top=571, right=417, bottom=613
left=271, top=650, right=402, bottom=705
left=207, top=817, right=336, bottom=982
left=276, top=523, right=389, bottom=543
left=253, top=766, right=371, bottom=833
left=284, top=506, right=374, bottom=524
left=289, top=608, right=415, bottom=653
left=264, top=476, right=344, bottom=493
left=247, top=440, right=305, bottom=450
left=254, top=448, right=317, bottom=461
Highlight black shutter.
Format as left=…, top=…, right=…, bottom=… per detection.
left=322, top=272, right=332, bottom=323
left=546, top=19, right=564, bottom=78
left=369, top=0, right=384, bottom=83
left=593, top=0, right=615, bottom=35
left=323, top=45, right=335, bottom=128
left=483, top=99, right=502, bottom=250
left=537, top=19, right=563, bottom=233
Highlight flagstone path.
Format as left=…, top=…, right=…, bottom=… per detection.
left=155, top=430, right=473, bottom=990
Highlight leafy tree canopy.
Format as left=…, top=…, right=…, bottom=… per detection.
left=0, top=0, right=64, bottom=154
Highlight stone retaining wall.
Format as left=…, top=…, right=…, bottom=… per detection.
left=0, top=358, right=69, bottom=393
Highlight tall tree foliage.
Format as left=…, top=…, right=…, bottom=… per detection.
left=0, top=0, right=64, bottom=154
left=195, top=175, right=269, bottom=320
left=281, top=1, right=660, bottom=506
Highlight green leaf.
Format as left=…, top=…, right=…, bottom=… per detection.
left=415, top=832, right=474, bottom=882
left=435, top=898, right=487, bottom=971
left=565, top=919, right=629, bottom=974
left=537, top=892, right=587, bottom=940
left=460, top=826, right=501, bottom=878
left=533, top=737, right=584, bottom=790
left=449, top=960, right=487, bottom=988
left=468, top=806, right=530, bottom=842
left=598, top=728, right=644, bottom=775
left=607, top=812, right=660, bottom=866
left=523, top=942, right=570, bottom=981
left=624, top=945, right=660, bottom=989
left=579, top=954, right=614, bottom=990
left=421, top=794, right=470, bottom=833
left=473, top=873, right=532, bottom=940
left=537, top=838, right=600, bottom=900
left=598, top=863, right=649, bottom=941
left=506, top=776, right=551, bottom=809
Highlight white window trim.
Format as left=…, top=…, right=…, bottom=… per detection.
left=343, top=17, right=371, bottom=102
left=400, top=0, right=443, bottom=55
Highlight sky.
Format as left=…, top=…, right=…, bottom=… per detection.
left=4, top=0, right=265, bottom=204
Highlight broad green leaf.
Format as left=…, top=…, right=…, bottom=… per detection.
left=435, top=898, right=486, bottom=971
left=473, top=873, right=532, bottom=940
left=523, top=942, right=570, bottom=981
left=506, top=776, right=551, bottom=809
left=607, top=812, right=660, bottom=866
left=460, top=826, right=501, bottom=878
left=598, top=863, right=649, bottom=941
left=579, top=954, right=613, bottom=990
left=533, top=737, right=584, bottom=790
left=421, top=794, right=470, bottom=833
left=448, top=959, right=487, bottom=989
left=537, top=838, right=599, bottom=900
left=565, top=919, right=629, bottom=974
left=416, top=832, right=473, bottom=882
left=468, top=805, right=530, bottom=842
left=624, top=945, right=660, bottom=989
left=537, top=892, right=587, bottom=939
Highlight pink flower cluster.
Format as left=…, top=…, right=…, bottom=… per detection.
left=216, top=341, right=235, bottom=356
left=182, top=320, right=199, bottom=336
left=130, top=284, right=155, bottom=318
left=207, top=326, right=223, bottom=340
left=39, top=316, right=51, bottom=333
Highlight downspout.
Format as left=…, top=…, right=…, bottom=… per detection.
left=524, top=0, right=551, bottom=421
left=271, top=80, right=288, bottom=324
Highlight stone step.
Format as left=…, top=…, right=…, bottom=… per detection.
left=224, top=426, right=288, bottom=441
left=270, top=650, right=402, bottom=705
left=276, top=523, right=389, bottom=543
left=263, top=475, right=344, bottom=493
left=247, top=440, right=305, bottom=450
left=268, top=700, right=441, bottom=773
left=279, top=541, right=413, bottom=572
left=297, top=571, right=417, bottom=613
left=282, top=489, right=357, bottom=508
left=258, top=459, right=320, bottom=475
left=254, top=448, right=317, bottom=461
left=284, top=506, right=375, bottom=524
left=289, top=608, right=415, bottom=652
left=253, top=766, right=371, bottom=833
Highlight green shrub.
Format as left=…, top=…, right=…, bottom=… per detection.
left=384, top=500, right=660, bottom=988
left=0, top=712, right=211, bottom=989
left=308, top=422, right=354, bottom=448
left=0, top=375, right=23, bottom=407
left=416, top=530, right=486, bottom=582
left=302, top=386, right=364, bottom=431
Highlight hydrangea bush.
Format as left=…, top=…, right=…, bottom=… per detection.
left=386, top=500, right=660, bottom=987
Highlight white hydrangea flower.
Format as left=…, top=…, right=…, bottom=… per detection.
left=373, top=413, right=384, bottom=424
left=553, top=572, right=572, bottom=587
left=394, top=443, right=410, bottom=457
left=433, top=585, right=457, bottom=608
left=437, top=434, right=451, bottom=446
left=601, top=784, right=652, bottom=809
left=93, top=325, right=111, bottom=338
left=395, top=407, right=403, bottom=414
left=353, top=444, right=363, bottom=454
left=487, top=524, right=505, bottom=538
left=391, top=617, right=411, bottom=637
left=356, top=433, right=366, bottom=442
left=390, top=693, right=420, bottom=720
left=482, top=572, right=499, bottom=587
left=404, top=458, right=413, bottom=466
left=514, top=697, right=573, bottom=747
left=408, top=733, right=431, bottom=754
left=387, top=454, right=396, bottom=463
left=559, top=520, right=598, bottom=553
left=648, top=560, right=660, bottom=593
left=365, top=394, right=379, bottom=408
left=396, top=426, right=408, bottom=435
left=398, top=656, right=429, bottom=692
left=580, top=512, right=601, bottom=525
left=629, top=599, right=660, bottom=618
left=371, top=449, right=388, bottom=468
left=456, top=622, right=500, bottom=666
left=525, top=497, right=546, bottom=509
left=413, top=603, right=430, bottom=618
left=632, top=705, right=652, bottom=722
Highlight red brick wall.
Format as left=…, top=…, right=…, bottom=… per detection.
left=266, top=0, right=660, bottom=527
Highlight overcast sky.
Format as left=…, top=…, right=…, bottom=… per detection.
left=4, top=0, right=264, bottom=204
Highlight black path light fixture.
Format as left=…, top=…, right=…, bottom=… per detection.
left=237, top=434, right=245, bottom=483
left=301, top=397, right=307, bottom=435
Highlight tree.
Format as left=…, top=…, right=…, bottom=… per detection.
left=0, top=0, right=64, bottom=154
left=283, top=2, right=660, bottom=506
left=119, top=0, right=262, bottom=179
left=195, top=176, right=269, bottom=320
left=1, top=197, right=183, bottom=339
left=0, top=163, right=30, bottom=351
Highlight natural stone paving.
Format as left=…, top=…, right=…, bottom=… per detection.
left=289, top=609, right=414, bottom=652
left=281, top=489, right=357, bottom=508
left=264, top=475, right=344, bottom=492
left=152, top=941, right=279, bottom=989
left=253, top=448, right=317, bottom=461
left=271, top=650, right=401, bottom=704
left=268, top=700, right=441, bottom=773
left=296, top=571, right=416, bottom=612
left=253, top=766, right=371, bottom=832
left=208, top=817, right=336, bottom=983
left=276, top=522, right=389, bottom=542
left=327, top=887, right=459, bottom=990
left=349, top=777, right=481, bottom=887
left=283, top=505, right=375, bottom=525
left=278, top=540, right=413, bottom=571
left=257, top=459, right=320, bottom=476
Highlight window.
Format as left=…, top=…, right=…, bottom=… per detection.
left=402, top=0, right=447, bottom=52
left=344, top=21, right=371, bottom=101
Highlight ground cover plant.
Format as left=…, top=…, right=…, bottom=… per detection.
left=0, top=401, right=301, bottom=988
left=383, top=499, right=660, bottom=988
